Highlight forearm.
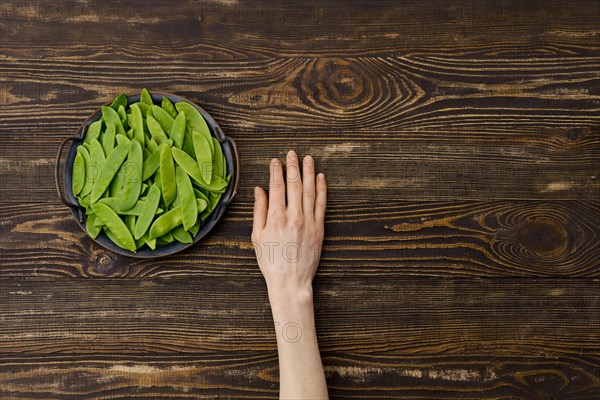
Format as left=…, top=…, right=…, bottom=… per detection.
left=269, top=288, right=328, bottom=400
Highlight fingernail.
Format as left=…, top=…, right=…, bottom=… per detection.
left=318, top=173, right=325, bottom=182
left=254, top=186, right=259, bottom=198
left=271, top=158, right=280, bottom=166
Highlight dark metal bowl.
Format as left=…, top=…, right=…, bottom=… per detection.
left=55, top=92, right=240, bottom=258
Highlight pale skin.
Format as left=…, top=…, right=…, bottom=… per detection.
left=252, top=150, right=329, bottom=400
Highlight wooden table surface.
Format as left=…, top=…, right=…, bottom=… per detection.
left=1, top=1, right=599, bottom=398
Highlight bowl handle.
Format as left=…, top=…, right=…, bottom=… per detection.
left=223, top=135, right=240, bottom=204
left=55, top=135, right=83, bottom=209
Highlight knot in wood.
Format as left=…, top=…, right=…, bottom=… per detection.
left=517, top=220, right=567, bottom=256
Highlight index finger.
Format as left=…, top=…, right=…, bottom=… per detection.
left=268, top=158, right=286, bottom=219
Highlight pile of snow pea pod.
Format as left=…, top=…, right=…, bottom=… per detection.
left=71, top=89, right=231, bottom=252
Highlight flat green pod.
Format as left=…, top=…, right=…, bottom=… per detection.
left=171, top=225, right=192, bottom=243
left=140, top=88, right=153, bottom=105
left=159, top=145, right=177, bottom=206
left=90, top=142, right=130, bottom=204
left=170, top=112, right=186, bottom=149
left=102, top=122, right=116, bottom=156
left=110, top=93, right=128, bottom=111
left=192, top=130, right=212, bottom=184
left=152, top=105, right=175, bottom=133
left=101, top=105, right=126, bottom=136
left=175, top=102, right=214, bottom=155
left=175, top=165, right=197, bottom=231
left=147, top=115, right=169, bottom=145
left=161, top=96, right=178, bottom=119
left=84, top=120, right=103, bottom=144
left=72, top=152, right=86, bottom=196
left=129, top=103, right=145, bottom=145
left=91, top=203, right=136, bottom=252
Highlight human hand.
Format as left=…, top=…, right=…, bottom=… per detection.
left=251, top=150, right=327, bottom=304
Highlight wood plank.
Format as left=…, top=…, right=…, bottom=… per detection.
left=1, top=56, right=598, bottom=201
left=1, top=201, right=598, bottom=278
left=2, top=57, right=598, bottom=133
left=1, top=277, right=598, bottom=398
left=1, top=0, right=598, bottom=57
left=1, top=353, right=599, bottom=399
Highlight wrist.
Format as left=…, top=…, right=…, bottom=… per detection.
left=268, top=285, right=314, bottom=315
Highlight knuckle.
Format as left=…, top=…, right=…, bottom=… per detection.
left=304, top=189, right=315, bottom=199
left=271, top=179, right=285, bottom=189
left=288, top=215, right=304, bottom=228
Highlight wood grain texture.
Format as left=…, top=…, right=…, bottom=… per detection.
left=1, top=200, right=598, bottom=278
left=1, top=55, right=599, bottom=201
left=1, top=0, right=599, bottom=58
left=1, top=277, right=599, bottom=398
left=1, top=0, right=599, bottom=398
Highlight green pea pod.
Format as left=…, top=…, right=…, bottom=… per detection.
left=89, top=140, right=106, bottom=199
left=134, top=184, right=161, bottom=239
left=152, top=105, right=174, bottom=133
left=102, top=122, right=116, bottom=156
left=84, top=120, right=103, bottom=144
left=175, top=165, right=197, bottom=231
left=130, top=103, right=145, bottom=146
left=85, top=213, right=102, bottom=239
left=118, top=105, right=128, bottom=132
left=161, top=96, right=178, bottom=119
left=212, top=137, right=225, bottom=179
left=72, top=152, right=86, bottom=196
left=182, top=128, right=196, bottom=159
left=175, top=102, right=214, bottom=154
left=104, top=226, right=139, bottom=252
left=117, top=199, right=146, bottom=216
left=131, top=101, right=150, bottom=116
left=171, top=147, right=202, bottom=184
left=170, top=112, right=186, bottom=149
left=172, top=148, right=226, bottom=192
left=160, top=145, right=177, bottom=206
left=156, top=232, right=174, bottom=245
left=91, top=203, right=136, bottom=252
left=147, top=136, right=158, bottom=153
left=101, top=106, right=126, bottom=136
left=172, top=225, right=193, bottom=243
left=115, top=138, right=143, bottom=211
left=188, top=219, right=201, bottom=236
left=147, top=115, right=169, bottom=145
left=90, top=138, right=105, bottom=163
left=141, top=88, right=153, bottom=105
left=123, top=214, right=144, bottom=249
left=110, top=93, right=128, bottom=111
left=90, top=142, right=130, bottom=204
left=109, top=163, right=126, bottom=197
left=144, top=232, right=157, bottom=250
left=142, top=143, right=163, bottom=181
left=142, top=147, right=151, bottom=160
left=208, top=192, right=221, bottom=212
left=197, top=198, right=208, bottom=212
left=116, top=133, right=131, bottom=146
left=149, top=206, right=182, bottom=239
left=193, top=188, right=210, bottom=204
left=192, top=130, right=213, bottom=184
left=79, top=194, right=91, bottom=208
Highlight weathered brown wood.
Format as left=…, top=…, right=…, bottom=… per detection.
left=1, top=0, right=598, bottom=57
left=1, top=0, right=599, bottom=398
left=1, top=277, right=599, bottom=398
left=1, top=200, right=598, bottom=278
left=1, top=55, right=599, bottom=201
